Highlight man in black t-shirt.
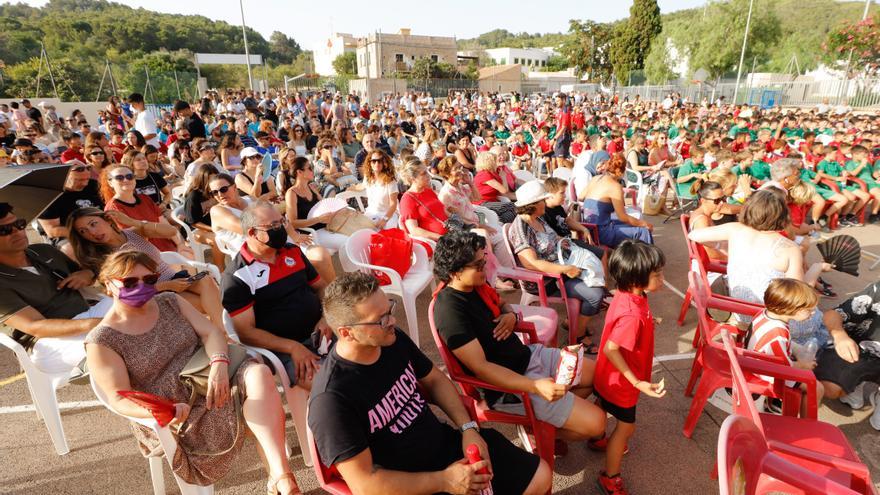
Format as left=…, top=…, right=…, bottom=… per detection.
left=37, top=164, right=103, bottom=250
left=309, top=272, right=550, bottom=495
left=222, top=201, right=330, bottom=388
left=432, top=232, right=606, bottom=444
left=174, top=100, right=206, bottom=139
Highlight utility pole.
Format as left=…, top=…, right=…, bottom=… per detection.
left=239, top=0, right=254, bottom=91
left=838, top=0, right=872, bottom=104
left=732, top=0, right=755, bottom=105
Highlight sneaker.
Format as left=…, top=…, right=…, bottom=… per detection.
left=840, top=382, right=866, bottom=410
left=587, top=435, right=630, bottom=455
left=870, top=389, right=880, bottom=431
left=597, top=472, right=629, bottom=495
left=763, top=397, right=783, bottom=415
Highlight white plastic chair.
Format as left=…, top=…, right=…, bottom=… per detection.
left=0, top=333, right=73, bottom=455
left=89, top=376, right=214, bottom=495
left=221, top=311, right=312, bottom=467
left=473, top=205, right=500, bottom=232
left=159, top=251, right=221, bottom=285
left=551, top=167, right=572, bottom=182
left=334, top=190, right=367, bottom=212
left=306, top=198, right=352, bottom=255
left=170, top=206, right=208, bottom=264
left=624, top=168, right=647, bottom=208
left=513, top=169, right=538, bottom=184
left=344, top=229, right=434, bottom=348
left=170, top=186, right=186, bottom=208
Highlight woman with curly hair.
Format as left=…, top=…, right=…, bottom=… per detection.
left=351, top=149, right=399, bottom=229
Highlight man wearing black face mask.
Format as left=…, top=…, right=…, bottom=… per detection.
left=221, top=201, right=332, bottom=389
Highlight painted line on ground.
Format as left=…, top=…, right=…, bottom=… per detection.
left=0, top=399, right=102, bottom=415
left=861, top=250, right=879, bottom=259
left=662, top=279, right=688, bottom=300
left=0, top=373, right=24, bottom=387
left=655, top=352, right=696, bottom=363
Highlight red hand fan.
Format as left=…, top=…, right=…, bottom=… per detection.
left=117, top=390, right=177, bottom=427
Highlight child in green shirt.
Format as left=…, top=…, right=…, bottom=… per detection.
left=845, top=145, right=880, bottom=223
left=675, top=147, right=706, bottom=198
left=817, top=146, right=867, bottom=225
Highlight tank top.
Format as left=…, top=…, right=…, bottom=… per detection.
left=239, top=172, right=269, bottom=196
left=292, top=186, right=325, bottom=230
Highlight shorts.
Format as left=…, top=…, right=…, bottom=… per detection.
left=273, top=331, right=334, bottom=385
left=813, top=183, right=837, bottom=200
left=554, top=133, right=571, bottom=158
left=594, top=390, right=636, bottom=424
left=492, top=344, right=576, bottom=428
left=426, top=426, right=540, bottom=495
left=813, top=346, right=880, bottom=394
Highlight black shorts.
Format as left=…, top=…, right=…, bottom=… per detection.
left=554, top=133, right=571, bottom=158
left=594, top=391, right=637, bottom=424
left=814, top=346, right=880, bottom=393
left=431, top=426, right=540, bottom=495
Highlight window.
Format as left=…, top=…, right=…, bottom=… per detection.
left=541, top=60, right=546, bottom=67
left=514, top=58, right=519, bottom=64
left=395, top=53, right=404, bottom=62
left=431, top=55, right=438, bottom=63
left=412, top=55, right=416, bottom=60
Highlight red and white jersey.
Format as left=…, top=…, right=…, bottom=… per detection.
left=746, top=310, right=794, bottom=386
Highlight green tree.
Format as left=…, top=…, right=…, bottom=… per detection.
left=559, top=20, right=615, bottom=82
left=268, top=31, right=301, bottom=65
left=331, top=52, right=357, bottom=75
left=629, top=0, right=663, bottom=68
left=643, top=33, right=678, bottom=84
left=609, top=23, right=639, bottom=84
left=544, top=55, right=569, bottom=72
left=824, top=15, right=880, bottom=76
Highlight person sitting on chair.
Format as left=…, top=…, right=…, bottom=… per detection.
left=308, top=271, right=552, bottom=495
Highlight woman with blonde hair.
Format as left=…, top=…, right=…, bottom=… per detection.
left=85, top=250, right=300, bottom=494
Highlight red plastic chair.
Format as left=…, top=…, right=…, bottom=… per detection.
left=306, top=422, right=353, bottom=495
left=682, top=271, right=814, bottom=438
left=720, top=329, right=877, bottom=494
left=677, top=214, right=729, bottom=327
left=428, top=297, right=558, bottom=471
left=500, top=223, right=581, bottom=345
left=718, top=415, right=861, bottom=495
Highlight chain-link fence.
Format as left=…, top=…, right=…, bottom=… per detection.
left=611, top=76, right=880, bottom=110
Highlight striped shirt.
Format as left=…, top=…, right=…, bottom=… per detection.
left=746, top=310, right=794, bottom=387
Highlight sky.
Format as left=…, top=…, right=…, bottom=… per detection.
left=5, top=0, right=711, bottom=50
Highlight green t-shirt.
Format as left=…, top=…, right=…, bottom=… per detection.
left=817, top=159, right=844, bottom=180
left=668, top=125, right=679, bottom=140
left=783, top=127, right=804, bottom=139
left=844, top=160, right=873, bottom=181
left=625, top=127, right=636, bottom=139
left=732, top=160, right=770, bottom=181
left=586, top=125, right=599, bottom=137
left=676, top=159, right=706, bottom=198
left=727, top=125, right=742, bottom=138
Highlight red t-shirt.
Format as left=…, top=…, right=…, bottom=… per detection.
left=788, top=202, right=807, bottom=228
left=537, top=138, right=552, bottom=155
left=399, top=189, right=447, bottom=236
left=60, top=148, right=85, bottom=163
left=511, top=142, right=530, bottom=157
left=105, top=194, right=177, bottom=252
left=571, top=142, right=584, bottom=156
left=572, top=111, right=585, bottom=130
left=594, top=291, right=656, bottom=408
left=474, top=170, right=504, bottom=204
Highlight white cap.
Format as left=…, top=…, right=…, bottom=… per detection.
left=514, top=180, right=550, bottom=207
left=240, top=147, right=262, bottom=159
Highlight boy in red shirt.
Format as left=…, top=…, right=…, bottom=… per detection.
left=591, top=240, right=667, bottom=495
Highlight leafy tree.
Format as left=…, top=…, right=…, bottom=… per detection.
left=544, top=55, right=569, bottom=72
left=824, top=15, right=880, bottom=76
left=559, top=20, right=615, bottom=82
left=629, top=0, right=662, bottom=68
left=643, top=33, right=679, bottom=84
left=331, top=52, right=357, bottom=75
left=268, top=31, right=301, bottom=65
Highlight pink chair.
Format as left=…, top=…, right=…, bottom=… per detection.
left=720, top=329, right=876, bottom=494
left=306, top=422, right=353, bottom=495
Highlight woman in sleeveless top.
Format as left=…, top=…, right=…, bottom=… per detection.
left=67, top=207, right=226, bottom=331
left=85, top=251, right=299, bottom=493
left=235, top=148, right=278, bottom=202
left=688, top=180, right=728, bottom=261
left=688, top=189, right=832, bottom=324
left=219, top=132, right=242, bottom=175
left=582, top=154, right=653, bottom=248
left=282, top=156, right=347, bottom=253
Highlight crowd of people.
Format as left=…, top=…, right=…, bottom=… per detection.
left=0, top=86, right=879, bottom=494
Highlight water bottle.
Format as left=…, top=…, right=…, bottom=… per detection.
left=465, top=444, right=493, bottom=495
left=793, top=337, right=819, bottom=363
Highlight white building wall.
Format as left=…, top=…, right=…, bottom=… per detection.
left=484, top=47, right=554, bottom=73
left=314, top=33, right=357, bottom=76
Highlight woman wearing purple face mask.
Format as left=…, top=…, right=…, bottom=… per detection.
left=85, top=251, right=302, bottom=494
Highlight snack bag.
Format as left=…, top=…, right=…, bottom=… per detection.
left=555, top=344, right=584, bottom=387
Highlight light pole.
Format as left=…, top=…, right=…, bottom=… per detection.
left=239, top=0, right=254, bottom=92
left=838, top=0, right=873, bottom=104
left=732, top=0, right=755, bottom=105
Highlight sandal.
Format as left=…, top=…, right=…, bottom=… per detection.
left=576, top=335, right=600, bottom=354
left=267, top=473, right=301, bottom=495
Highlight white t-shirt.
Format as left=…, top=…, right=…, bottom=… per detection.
left=364, top=179, right=398, bottom=217
left=134, top=107, right=160, bottom=147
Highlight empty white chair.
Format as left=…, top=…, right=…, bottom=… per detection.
left=0, top=333, right=73, bottom=455
left=344, top=229, right=434, bottom=348
left=551, top=167, right=572, bottom=181
left=513, top=169, right=538, bottom=184
left=90, top=376, right=214, bottom=495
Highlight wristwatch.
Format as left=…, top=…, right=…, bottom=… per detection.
left=459, top=421, right=480, bottom=433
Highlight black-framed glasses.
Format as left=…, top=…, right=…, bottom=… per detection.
left=253, top=217, right=289, bottom=232
left=70, top=165, right=90, bottom=173
left=0, top=218, right=27, bottom=236
left=349, top=299, right=396, bottom=329
left=370, top=158, right=383, bottom=163
left=211, top=185, right=232, bottom=196
left=111, top=173, right=134, bottom=182
left=114, top=273, right=160, bottom=289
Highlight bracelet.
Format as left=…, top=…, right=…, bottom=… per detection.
left=210, top=358, right=230, bottom=366
left=210, top=352, right=229, bottom=361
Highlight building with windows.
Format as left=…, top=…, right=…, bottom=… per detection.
left=314, top=32, right=358, bottom=76
left=356, top=29, right=458, bottom=78
left=483, top=47, right=557, bottom=73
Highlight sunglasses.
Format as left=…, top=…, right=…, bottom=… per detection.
left=370, top=158, right=383, bottom=163
left=322, top=145, right=333, bottom=149
left=211, top=185, right=232, bottom=196
left=71, top=165, right=90, bottom=173
left=115, top=273, right=160, bottom=289
left=111, top=173, right=134, bottom=182
left=703, top=195, right=727, bottom=205
left=0, top=218, right=27, bottom=236
left=89, top=151, right=105, bottom=156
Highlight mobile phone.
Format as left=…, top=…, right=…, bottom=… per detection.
left=186, top=271, right=209, bottom=283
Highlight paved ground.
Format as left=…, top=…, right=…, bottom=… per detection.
left=2, top=215, right=880, bottom=494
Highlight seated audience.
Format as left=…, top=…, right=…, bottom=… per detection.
left=582, top=154, right=653, bottom=248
